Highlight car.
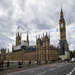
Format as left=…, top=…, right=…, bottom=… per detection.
left=71, top=58, right=75, bottom=63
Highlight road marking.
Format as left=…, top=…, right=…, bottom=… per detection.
left=49, top=68, right=56, bottom=71
left=67, top=67, right=75, bottom=75
left=29, top=70, right=34, bottom=72
left=37, top=71, right=46, bottom=75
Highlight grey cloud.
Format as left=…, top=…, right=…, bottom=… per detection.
left=0, top=0, right=75, bottom=51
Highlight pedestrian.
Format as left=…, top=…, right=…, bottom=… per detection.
left=29, top=60, right=31, bottom=65
left=7, top=61, right=10, bottom=68
left=18, top=61, right=21, bottom=68
left=1, top=61, right=4, bottom=68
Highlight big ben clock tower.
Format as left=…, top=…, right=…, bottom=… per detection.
left=59, top=8, right=69, bottom=55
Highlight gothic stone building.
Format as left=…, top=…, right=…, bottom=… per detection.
left=4, top=32, right=58, bottom=63
left=0, top=32, right=59, bottom=63
left=36, top=33, right=59, bottom=63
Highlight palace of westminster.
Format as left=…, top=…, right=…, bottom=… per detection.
left=0, top=9, right=70, bottom=63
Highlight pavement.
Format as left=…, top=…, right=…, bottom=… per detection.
left=1, top=63, right=75, bottom=75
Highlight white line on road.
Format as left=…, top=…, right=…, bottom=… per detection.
left=29, top=70, right=34, bottom=72
left=67, top=67, right=75, bottom=75
left=49, top=68, right=56, bottom=71
left=37, top=71, right=47, bottom=75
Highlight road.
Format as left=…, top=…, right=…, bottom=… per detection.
left=6, top=63, right=75, bottom=75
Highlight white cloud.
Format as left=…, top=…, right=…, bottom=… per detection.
left=0, top=0, right=75, bottom=51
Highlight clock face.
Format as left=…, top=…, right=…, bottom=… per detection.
left=61, top=24, right=63, bottom=28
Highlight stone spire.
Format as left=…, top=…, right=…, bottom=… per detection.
left=27, top=32, right=29, bottom=42
left=60, top=8, right=64, bottom=19
left=27, top=32, right=29, bottom=47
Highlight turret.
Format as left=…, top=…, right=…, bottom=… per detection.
left=1, top=48, right=6, bottom=61
left=16, top=32, right=21, bottom=46
left=27, top=32, right=29, bottom=47
left=16, top=26, right=21, bottom=46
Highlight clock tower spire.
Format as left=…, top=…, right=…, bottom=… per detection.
left=59, top=8, right=69, bottom=55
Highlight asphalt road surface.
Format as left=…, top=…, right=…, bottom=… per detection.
left=6, top=63, right=75, bottom=75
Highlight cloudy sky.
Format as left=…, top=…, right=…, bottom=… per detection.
left=0, top=0, right=75, bottom=51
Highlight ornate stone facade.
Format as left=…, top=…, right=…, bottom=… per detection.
left=0, top=32, right=58, bottom=63
left=36, top=33, right=59, bottom=63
